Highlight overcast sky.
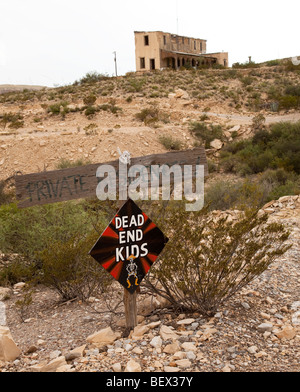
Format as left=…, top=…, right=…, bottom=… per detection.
left=0, top=0, right=299, bottom=86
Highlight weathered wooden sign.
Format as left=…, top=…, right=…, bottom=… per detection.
left=89, top=198, right=169, bottom=294
left=15, top=147, right=208, bottom=208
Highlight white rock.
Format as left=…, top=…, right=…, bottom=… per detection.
left=177, top=318, right=195, bottom=325
left=86, top=327, right=120, bottom=349
left=210, top=139, right=224, bottom=150
left=175, top=359, right=192, bottom=369
left=257, top=323, right=273, bottom=333
left=112, top=362, right=122, bottom=372
left=0, top=326, right=21, bottom=362
left=131, top=324, right=150, bottom=340
left=150, top=336, right=162, bottom=349
left=164, top=366, right=180, bottom=372
left=247, top=346, right=258, bottom=354
left=160, top=325, right=179, bottom=340
left=181, top=342, right=197, bottom=352
left=0, top=302, right=6, bottom=326
left=125, top=359, right=141, bottom=372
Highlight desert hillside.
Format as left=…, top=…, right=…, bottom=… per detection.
left=0, top=62, right=299, bottom=373
left=0, top=63, right=300, bottom=181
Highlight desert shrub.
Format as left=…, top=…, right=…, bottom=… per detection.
left=75, top=71, right=110, bottom=85
left=38, top=232, right=111, bottom=301
left=220, top=121, right=300, bottom=175
left=48, top=101, right=69, bottom=116
left=159, top=135, right=182, bottom=150
left=252, top=113, right=266, bottom=131
left=83, top=94, right=97, bottom=106
left=0, top=112, right=24, bottom=130
left=56, top=158, right=91, bottom=169
left=258, top=168, right=300, bottom=201
left=135, top=106, right=169, bottom=126
left=205, top=178, right=271, bottom=211
left=145, top=202, right=290, bottom=316
left=0, top=180, right=14, bottom=205
left=0, top=201, right=109, bottom=291
left=232, top=61, right=259, bottom=69
left=190, top=122, right=223, bottom=148
left=84, top=106, right=97, bottom=117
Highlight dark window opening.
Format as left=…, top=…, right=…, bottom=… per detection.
left=150, top=59, right=155, bottom=70
left=144, top=35, right=149, bottom=46
left=140, top=57, right=145, bottom=69
left=163, top=35, right=166, bottom=45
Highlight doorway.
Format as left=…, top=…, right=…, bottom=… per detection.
left=150, top=59, right=156, bottom=70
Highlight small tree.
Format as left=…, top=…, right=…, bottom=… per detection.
left=145, top=202, right=290, bottom=317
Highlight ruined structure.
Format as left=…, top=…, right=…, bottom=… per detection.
left=135, top=31, right=228, bottom=72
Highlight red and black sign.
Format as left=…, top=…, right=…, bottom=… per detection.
left=89, top=199, right=169, bottom=294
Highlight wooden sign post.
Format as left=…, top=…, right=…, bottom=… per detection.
left=14, top=147, right=208, bottom=330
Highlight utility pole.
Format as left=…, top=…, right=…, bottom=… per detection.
left=113, top=51, right=118, bottom=77
left=176, top=0, right=179, bottom=35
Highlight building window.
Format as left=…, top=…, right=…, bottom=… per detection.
left=163, top=35, right=166, bottom=45
left=200, top=42, right=203, bottom=52
left=140, top=57, right=145, bottom=69
left=144, top=35, right=149, bottom=46
left=194, top=41, right=196, bottom=50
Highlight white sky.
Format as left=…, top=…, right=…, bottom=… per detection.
left=0, top=0, right=299, bottom=86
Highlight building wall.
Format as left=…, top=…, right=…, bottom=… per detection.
left=135, top=32, right=161, bottom=71
left=202, top=52, right=229, bottom=67
left=134, top=31, right=227, bottom=71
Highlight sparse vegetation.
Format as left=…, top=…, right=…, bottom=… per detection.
left=220, top=121, right=300, bottom=176
left=158, top=135, right=182, bottom=150
left=135, top=106, right=169, bottom=126
left=146, top=202, right=290, bottom=316
left=190, top=121, right=223, bottom=148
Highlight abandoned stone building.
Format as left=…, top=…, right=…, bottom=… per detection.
left=134, top=31, right=228, bottom=72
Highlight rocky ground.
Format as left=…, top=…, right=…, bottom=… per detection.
left=0, top=196, right=299, bottom=373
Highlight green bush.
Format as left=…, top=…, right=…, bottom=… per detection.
left=145, top=202, right=290, bottom=316
left=190, top=122, right=223, bottom=148
left=220, top=121, right=300, bottom=175
left=135, top=106, right=169, bottom=126
left=0, top=200, right=109, bottom=295
left=159, top=135, right=182, bottom=150
left=0, top=112, right=24, bottom=130
left=0, top=180, right=14, bottom=205
left=83, top=94, right=97, bottom=106
left=48, top=101, right=69, bottom=116
left=75, top=71, right=110, bottom=85
left=38, top=232, right=111, bottom=301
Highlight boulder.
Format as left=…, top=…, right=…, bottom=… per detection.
left=125, top=359, right=141, bottom=372
left=160, top=325, right=179, bottom=340
left=131, top=325, right=150, bottom=340
left=275, top=326, right=296, bottom=340
left=31, top=356, right=67, bottom=372
left=210, top=139, right=224, bottom=150
left=0, top=326, right=21, bottom=362
left=86, top=327, right=120, bottom=349
left=174, top=89, right=189, bottom=100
